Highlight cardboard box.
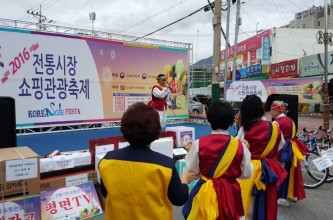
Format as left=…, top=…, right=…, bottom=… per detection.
left=0, top=147, right=40, bottom=198
left=40, top=169, right=97, bottom=191
left=0, top=195, right=41, bottom=220
left=166, top=126, right=195, bottom=149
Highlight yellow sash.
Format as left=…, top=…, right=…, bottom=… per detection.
left=238, top=122, right=279, bottom=216
left=187, top=137, right=239, bottom=220
left=287, top=140, right=305, bottom=199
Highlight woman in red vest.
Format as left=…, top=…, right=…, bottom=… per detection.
left=270, top=100, right=308, bottom=207
left=183, top=101, right=253, bottom=220
left=148, top=74, right=170, bottom=130
left=236, top=95, right=287, bottom=220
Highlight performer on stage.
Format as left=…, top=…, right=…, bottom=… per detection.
left=148, top=74, right=170, bottom=130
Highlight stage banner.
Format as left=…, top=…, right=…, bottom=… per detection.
left=41, top=181, right=103, bottom=219
left=226, top=77, right=323, bottom=103
left=0, top=28, right=189, bottom=128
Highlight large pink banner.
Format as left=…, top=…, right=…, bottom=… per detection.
left=0, top=28, right=189, bottom=128
left=220, top=29, right=270, bottom=60
left=226, top=77, right=323, bottom=103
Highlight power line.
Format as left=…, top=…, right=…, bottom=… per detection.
left=134, top=3, right=211, bottom=41
left=119, top=0, right=189, bottom=34
left=66, top=0, right=90, bottom=23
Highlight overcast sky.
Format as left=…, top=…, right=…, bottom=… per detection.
left=0, top=0, right=325, bottom=63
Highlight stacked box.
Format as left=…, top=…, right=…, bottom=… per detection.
left=166, top=126, right=195, bottom=149
left=0, top=147, right=40, bottom=198
left=40, top=169, right=97, bottom=191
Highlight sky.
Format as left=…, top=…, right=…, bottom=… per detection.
left=0, top=0, right=326, bottom=63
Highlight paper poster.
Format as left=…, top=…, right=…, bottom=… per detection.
left=41, top=181, right=103, bottom=219
left=180, top=131, right=193, bottom=150
left=0, top=196, right=40, bottom=220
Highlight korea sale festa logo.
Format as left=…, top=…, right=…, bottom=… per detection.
left=28, top=102, right=81, bottom=118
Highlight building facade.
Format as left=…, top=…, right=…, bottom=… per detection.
left=281, top=1, right=333, bottom=29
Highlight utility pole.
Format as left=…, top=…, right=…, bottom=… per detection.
left=89, top=12, right=96, bottom=37
left=27, top=4, right=46, bottom=30
left=323, top=0, right=329, bottom=130
left=223, top=0, right=231, bottom=100
left=232, top=0, right=241, bottom=81
left=211, top=0, right=222, bottom=101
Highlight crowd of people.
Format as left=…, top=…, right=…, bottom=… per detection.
left=98, top=73, right=309, bottom=220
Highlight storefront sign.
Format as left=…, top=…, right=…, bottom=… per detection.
left=270, top=59, right=298, bottom=78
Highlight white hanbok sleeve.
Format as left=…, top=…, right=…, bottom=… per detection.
left=185, top=139, right=200, bottom=175
left=152, top=87, right=169, bottom=98
left=235, top=126, right=245, bottom=140
left=239, top=143, right=253, bottom=179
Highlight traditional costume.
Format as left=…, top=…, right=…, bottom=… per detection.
left=183, top=130, right=253, bottom=220
left=148, top=83, right=170, bottom=129
left=237, top=120, right=288, bottom=220
left=274, top=113, right=309, bottom=201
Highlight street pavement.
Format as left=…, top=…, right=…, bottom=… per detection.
left=173, top=114, right=333, bottom=220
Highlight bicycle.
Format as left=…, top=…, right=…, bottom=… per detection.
left=298, top=127, right=329, bottom=189
left=316, top=126, right=333, bottom=183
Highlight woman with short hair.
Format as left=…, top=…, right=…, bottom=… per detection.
left=99, top=102, right=195, bottom=220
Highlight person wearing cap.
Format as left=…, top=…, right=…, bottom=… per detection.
left=270, top=100, right=309, bottom=207
left=148, top=74, right=170, bottom=130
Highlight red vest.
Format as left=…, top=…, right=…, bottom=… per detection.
left=275, top=116, right=293, bottom=140
left=199, top=134, right=245, bottom=218
left=244, top=120, right=281, bottom=160
left=150, top=84, right=167, bottom=111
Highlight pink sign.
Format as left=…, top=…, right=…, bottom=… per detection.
left=220, top=29, right=270, bottom=60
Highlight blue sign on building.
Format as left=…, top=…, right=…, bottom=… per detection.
left=262, top=37, right=270, bottom=64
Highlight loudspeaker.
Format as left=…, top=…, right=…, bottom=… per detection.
left=0, top=97, right=17, bottom=147
left=265, top=94, right=299, bottom=130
